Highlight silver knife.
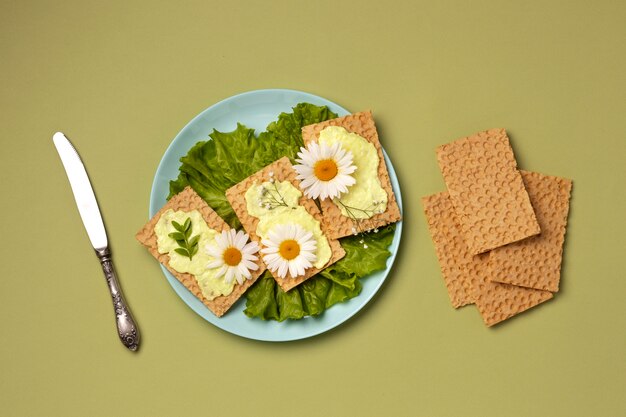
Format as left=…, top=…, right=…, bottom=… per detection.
left=53, top=132, right=140, bottom=351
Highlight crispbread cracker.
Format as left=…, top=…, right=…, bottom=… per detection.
left=423, top=192, right=553, bottom=326
left=469, top=253, right=553, bottom=327
left=225, top=157, right=345, bottom=292
left=422, top=192, right=474, bottom=308
left=301, top=111, right=402, bottom=239
left=436, top=129, right=540, bottom=255
left=489, top=171, right=573, bottom=292
left=135, top=187, right=266, bottom=317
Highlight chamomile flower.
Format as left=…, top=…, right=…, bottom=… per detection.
left=205, top=229, right=260, bottom=285
left=260, top=224, right=317, bottom=278
left=293, top=142, right=357, bottom=200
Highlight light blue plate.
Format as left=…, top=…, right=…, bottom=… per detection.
left=149, top=89, right=403, bottom=341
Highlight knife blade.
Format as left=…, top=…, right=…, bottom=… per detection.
left=53, top=132, right=140, bottom=351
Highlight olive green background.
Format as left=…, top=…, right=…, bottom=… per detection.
left=1, top=1, right=624, bottom=416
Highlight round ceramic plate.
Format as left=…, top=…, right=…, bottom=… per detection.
left=149, top=89, right=403, bottom=341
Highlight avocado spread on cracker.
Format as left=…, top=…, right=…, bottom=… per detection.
left=245, top=180, right=331, bottom=269
left=155, top=209, right=234, bottom=300
left=318, top=126, right=387, bottom=219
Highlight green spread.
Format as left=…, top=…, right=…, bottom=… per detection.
left=245, top=180, right=331, bottom=268
left=154, top=209, right=234, bottom=301
left=318, top=126, right=387, bottom=219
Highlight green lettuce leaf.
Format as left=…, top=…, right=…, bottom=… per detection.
left=240, top=272, right=279, bottom=321
left=242, top=224, right=396, bottom=321
left=167, top=103, right=396, bottom=320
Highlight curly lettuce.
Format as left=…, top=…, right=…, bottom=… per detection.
left=168, top=103, right=396, bottom=320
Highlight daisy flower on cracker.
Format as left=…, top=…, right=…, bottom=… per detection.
left=206, top=229, right=260, bottom=285
left=293, top=141, right=356, bottom=200
left=260, top=223, right=317, bottom=278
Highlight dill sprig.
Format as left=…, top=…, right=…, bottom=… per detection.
left=335, top=199, right=384, bottom=248
left=258, top=173, right=289, bottom=210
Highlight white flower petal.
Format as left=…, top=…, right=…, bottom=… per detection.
left=225, top=267, right=235, bottom=284
left=207, top=229, right=259, bottom=284
left=261, top=236, right=276, bottom=247
left=220, top=230, right=229, bottom=246
left=233, top=230, right=247, bottom=249
left=300, top=252, right=317, bottom=262
left=242, top=252, right=259, bottom=262
left=299, top=241, right=317, bottom=252
left=243, top=259, right=259, bottom=271
left=243, top=240, right=259, bottom=253
left=206, top=259, right=223, bottom=269
left=214, top=232, right=227, bottom=249
left=205, top=245, right=222, bottom=258
left=288, top=261, right=298, bottom=278
left=298, top=230, right=314, bottom=242
left=260, top=223, right=318, bottom=279
left=216, top=264, right=227, bottom=278
left=237, top=264, right=250, bottom=282
left=263, top=252, right=280, bottom=264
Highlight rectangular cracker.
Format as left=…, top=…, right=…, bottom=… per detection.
left=422, top=192, right=474, bottom=308
left=225, top=157, right=345, bottom=292
left=489, top=171, right=573, bottom=292
left=469, top=253, right=553, bottom=327
left=436, top=129, right=540, bottom=255
left=135, top=186, right=266, bottom=317
left=301, top=111, right=402, bottom=239
left=423, top=192, right=553, bottom=326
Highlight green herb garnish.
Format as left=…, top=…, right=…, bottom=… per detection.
left=168, top=218, right=200, bottom=260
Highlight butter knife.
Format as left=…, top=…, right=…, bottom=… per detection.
left=53, top=132, right=140, bottom=351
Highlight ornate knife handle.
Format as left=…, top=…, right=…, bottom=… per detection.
left=95, top=247, right=140, bottom=351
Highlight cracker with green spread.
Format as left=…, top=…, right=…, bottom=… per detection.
left=136, top=187, right=266, bottom=317
left=225, top=157, right=345, bottom=292
left=300, top=111, right=402, bottom=239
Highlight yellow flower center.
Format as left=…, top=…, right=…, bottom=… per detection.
left=279, top=239, right=301, bottom=260
left=314, top=159, right=338, bottom=181
left=223, top=247, right=242, bottom=266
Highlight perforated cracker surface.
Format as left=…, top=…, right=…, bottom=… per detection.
left=225, top=157, right=345, bottom=292
left=422, top=192, right=474, bottom=308
left=489, top=171, right=572, bottom=292
left=436, top=129, right=540, bottom=255
left=469, top=253, right=553, bottom=327
left=301, top=111, right=402, bottom=239
left=423, top=192, right=553, bottom=326
left=135, top=187, right=266, bottom=317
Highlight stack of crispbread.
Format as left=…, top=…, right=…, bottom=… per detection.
left=422, top=129, right=572, bottom=326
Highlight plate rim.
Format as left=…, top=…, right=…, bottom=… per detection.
left=148, top=88, right=403, bottom=342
